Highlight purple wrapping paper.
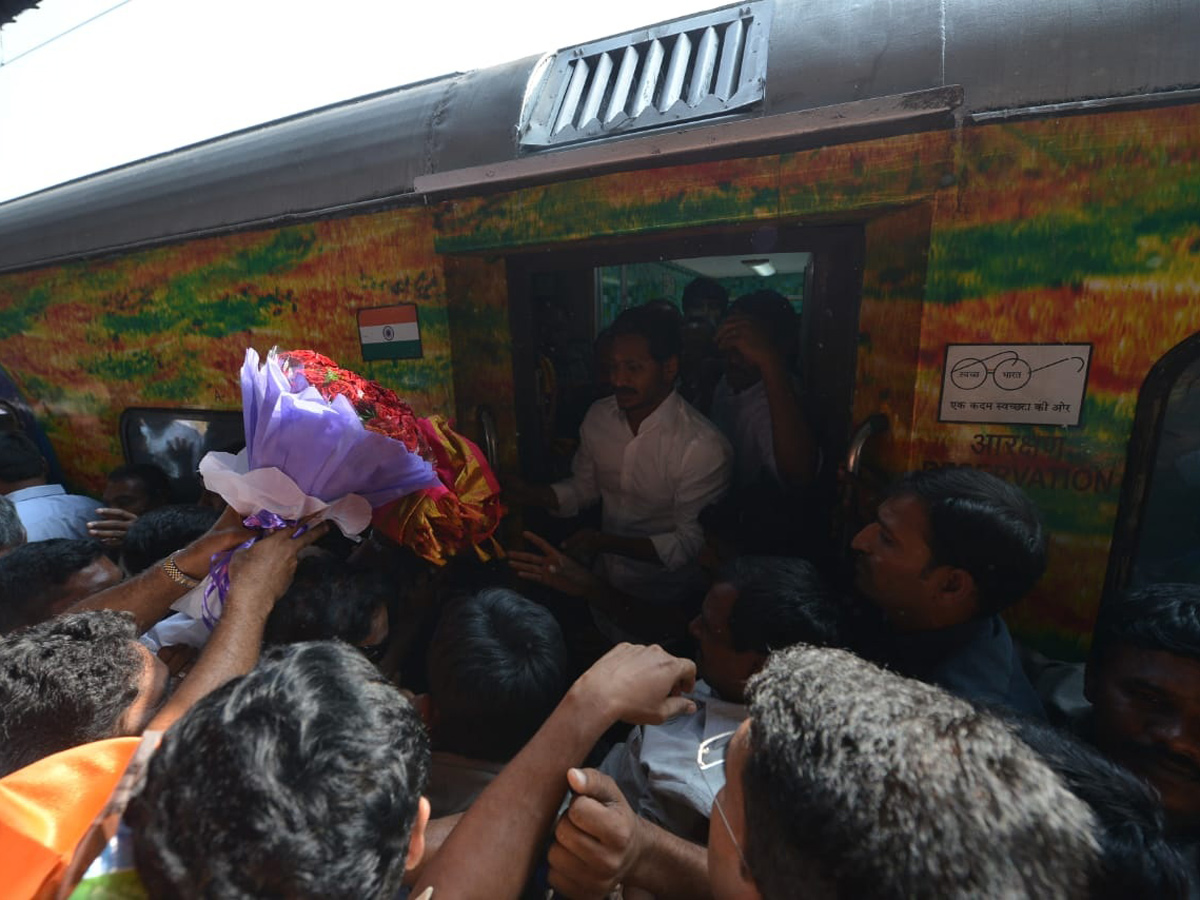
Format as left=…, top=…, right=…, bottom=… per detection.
left=187, top=349, right=444, bottom=628
left=238, top=348, right=440, bottom=508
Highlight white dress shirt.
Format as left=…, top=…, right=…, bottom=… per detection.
left=709, top=376, right=778, bottom=488
left=551, top=390, right=732, bottom=604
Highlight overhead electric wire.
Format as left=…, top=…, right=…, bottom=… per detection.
left=0, top=0, right=133, bottom=68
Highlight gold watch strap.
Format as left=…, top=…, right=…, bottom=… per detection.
left=162, top=554, right=201, bottom=588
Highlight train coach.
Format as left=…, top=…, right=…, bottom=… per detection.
left=0, top=0, right=1197, bottom=656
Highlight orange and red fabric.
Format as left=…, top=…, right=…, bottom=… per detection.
left=0, top=738, right=140, bottom=900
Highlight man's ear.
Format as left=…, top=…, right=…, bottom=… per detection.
left=406, top=796, right=432, bottom=871
left=935, top=567, right=979, bottom=621
left=663, top=354, right=681, bottom=383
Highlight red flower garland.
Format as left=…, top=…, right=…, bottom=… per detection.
left=277, top=350, right=428, bottom=456
left=275, top=349, right=504, bottom=565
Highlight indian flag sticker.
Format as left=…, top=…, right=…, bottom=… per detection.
left=358, top=304, right=422, bottom=361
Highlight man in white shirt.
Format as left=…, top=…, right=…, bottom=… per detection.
left=711, top=290, right=817, bottom=491
left=511, top=304, right=732, bottom=642
left=0, top=432, right=99, bottom=542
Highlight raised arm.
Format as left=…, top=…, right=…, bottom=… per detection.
left=716, top=313, right=817, bottom=489
left=145, top=520, right=329, bottom=732
left=412, top=643, right=697, bottom=899
left=67, top=505, right=255, bottom=633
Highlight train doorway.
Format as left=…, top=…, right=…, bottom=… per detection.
left=505, top=223, right=865, bottom=559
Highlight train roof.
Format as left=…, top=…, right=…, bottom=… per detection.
left=1, top=0, right=1197, bottom=274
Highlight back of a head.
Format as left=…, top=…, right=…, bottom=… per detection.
left=106, top=463, right=174, bottom=508
left=1014, top=718, right=1191, bottom=899
left=742, top=645, right=1099, bottom=899
left=1090, top=582, right=1200, bottom=670
left=428, top=588, right=569, bottom=763
left=610, top=303, right=683, bottom=363
left=0, top=432, right=43, bottom=483
left=129, top=641, right=430, bottom=900
left=262, top=554, right=390, bottom=646
left=0, top=538, right=108, bottom=633
left=120, top=505, right=220, bottom=574
left=682, top=277, right=730, bottom=319
left=0, top=610, right=142, bottom=776
left=0, top=494, right=26, bottom=553
left=718, top=556, right=842, bottom=653
left=893, top=467, right=1047, bottom=614
left=729, top=290, right=799, bottom=358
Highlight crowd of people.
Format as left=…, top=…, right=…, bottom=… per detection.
left=0, top=285, right=1197, bottom=898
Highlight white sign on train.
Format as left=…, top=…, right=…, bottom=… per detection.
left=938, top=344, right=1093, bottom=427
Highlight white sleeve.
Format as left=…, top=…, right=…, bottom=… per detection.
left=649, top=431, right=733, bottom=570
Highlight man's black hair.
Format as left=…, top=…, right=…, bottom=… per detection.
left=0, top=538, right=108, bottom=633
left=0, top=610, right=143, bottom=776
left=728, top=290, right=799, bottom=359
left=609, top=303, right=683, bottom=363
left=1013, top=717, right=1191, bottom=900
left=120, top=504, right=220, bottom=574
left=129, top=641, right=430, bottom=900
left=891, top=467, right=1047, bottom=614
left=681, top=277, right=730, bottom=317
left=107, top=462, right=173, bottom=504
left=0, top=432, right=44, bottom=483
left=263, top=554, right=391, bottom=647
left=428, top=588, right=570, bottom=763
left=1090, top=582, right=1200, bottom=669
left=716, top=556, right=842, bottom=653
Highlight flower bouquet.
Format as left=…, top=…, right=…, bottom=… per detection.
left=175, top=348, right=504, bottom=626
left=201, top=348, right=440, bottom=536
left=276, top=351, right=505, bottom=566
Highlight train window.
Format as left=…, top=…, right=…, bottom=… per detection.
left=119, top=408, right=245, bottom=503
left=595, top=253, right=811, bottom=329
left=1105, top=332, right=1200, bottom=597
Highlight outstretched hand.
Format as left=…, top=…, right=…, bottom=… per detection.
left=87, top=507, right=138, bottom=547
left=172, top=504, right=259, bottom=578
left=548, top=768, right=644, bottom=899
left=509, top=530, right=597, bottom=598
left=574, top=643, right=697, bottom=726
left=227, top=519, right=330, bottom=614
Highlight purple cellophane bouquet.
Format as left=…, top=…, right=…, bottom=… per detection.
left=172, top=348, right=441, bottom=625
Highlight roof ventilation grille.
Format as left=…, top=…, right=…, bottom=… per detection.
left=519, top=1, right=772, bottom=150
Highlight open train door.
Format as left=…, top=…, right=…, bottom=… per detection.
left=506, top=223, right=865, bottom=563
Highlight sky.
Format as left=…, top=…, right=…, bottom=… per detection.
left=0, top=0, right=708, bottom=204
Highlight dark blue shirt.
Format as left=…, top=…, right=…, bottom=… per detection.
left=868, top=614, right=1046, bottom=720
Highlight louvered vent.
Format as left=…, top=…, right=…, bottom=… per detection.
left=519, top=1, right=773, bottom=149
